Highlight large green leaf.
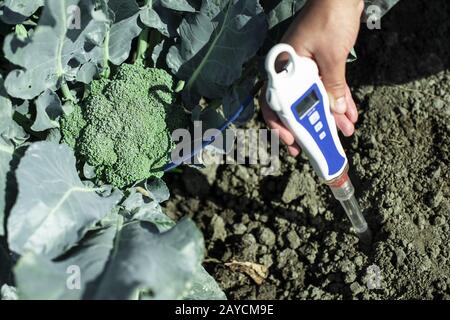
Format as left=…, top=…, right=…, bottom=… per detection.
left=7, top=141, right=121, bottom=259
left=0, top=75, right=26, bottom=142
left=0, top=76, right=13, bottom=142
left=0, top=75, right=27, bottom=236
left=121, top=187, right=174, bottom=232
left=14, top=226, right=116, bottom=299
left=140, top=4, right=179, bottom=38
left=95, top=0, right=149, bottom=67
left=0, top=76, right=13, bottom=135
left=145, top=178, right=170, bottom=203
left=107, top=0, right=142, bottom=65
left=31, top=90, right=63, bottom=132
left=88, top=219, right=203, bottom=299
left=166, top=0, right=267, bottom=103
left=139, top=0, right=200, bottom=37
left=260, top=0, right=306, bottom=56
left=265, top=0, right=306, bottom=29
left=160, top=0, right=198, bottom=12
left=3, top=0, right=109, bottom=100
left=15, top=218, right=207, bottom=300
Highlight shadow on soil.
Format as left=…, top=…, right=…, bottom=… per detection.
left=348, top=0, right=449, bottom=87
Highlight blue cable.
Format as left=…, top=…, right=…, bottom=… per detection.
left=163, top=82, right=262, bottom=172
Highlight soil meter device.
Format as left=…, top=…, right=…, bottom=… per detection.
left=265, top=44, right=369, bottom=235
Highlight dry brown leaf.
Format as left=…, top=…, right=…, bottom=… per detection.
left=135, top=186, right=150, bottom=198
left=224, top=260, right=268, bottom=285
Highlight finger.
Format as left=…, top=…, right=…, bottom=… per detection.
left=334, top=113, right=355, bottom=137
left=315, top=53, right=348, bottom=114
left=259, top=84, right=302, bottom=156
left=287, top=144, right=301, bottom=157
left=260, top=101, right=296, bottom=146
left=262, top=105, right=302, bottom=156
left=345, top=86, right=358, bottom=124
left=266, top=116, right=296, bottom=147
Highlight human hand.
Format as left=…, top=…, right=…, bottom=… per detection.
left=260, top=0, right=364, bottom=157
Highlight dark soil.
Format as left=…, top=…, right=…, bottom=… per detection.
left=164, top=0, right=450, bottom=299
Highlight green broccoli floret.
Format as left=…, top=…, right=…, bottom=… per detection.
left=60, top=104, right=86, bottom=149
left=61, top=63, right=187, bottom=188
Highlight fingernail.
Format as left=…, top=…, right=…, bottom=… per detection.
left=334, top=97, right=347, bottom=114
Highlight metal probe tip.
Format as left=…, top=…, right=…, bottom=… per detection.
left=328, top=173, right=370, bottom=239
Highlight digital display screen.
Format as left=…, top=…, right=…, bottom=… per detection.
left=295, top=90, right=319, bottom=117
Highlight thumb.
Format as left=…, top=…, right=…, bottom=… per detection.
left=316, top=56, right=348, bottom=114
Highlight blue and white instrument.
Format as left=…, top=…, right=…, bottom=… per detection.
left=265, top=43, right=347, bottom=182
left=265, top=44, right=369, bottom=236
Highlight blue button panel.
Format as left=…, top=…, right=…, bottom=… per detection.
left=291, top=84, right=346, bottom=176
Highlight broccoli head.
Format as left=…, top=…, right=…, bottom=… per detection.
left=61, top=63, right=187, bottom=188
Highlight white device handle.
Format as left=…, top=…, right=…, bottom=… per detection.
left=265, top=43, right=298, bottom=83
left=264, top=43, right=347, bottom=182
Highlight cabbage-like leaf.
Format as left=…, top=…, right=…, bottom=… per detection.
left=0, top=111, right=12, bottom=136
left=14, top=226, right=116, bottom=300
left=265, top=0, right=306, bottom=29
left=167, top=0, right=267, bottom=103
left=3, top=0, right=109, bottom=100
left=76, top=61, right=99, bottom=84
left=0, top=75, right=27, bottom=236
left=15, top=219, right=206, bottom=300
left=87, top=219, right=203, bottom=299
left=260, top=0, right=306, bottom=55
left=107, top=0, right=142, bottom=65
left=151, top=39, right=171, bottom=67
left=46, top=129, right=62, bottom=143
left=0, top=0, right=44, bottom=24
left=139, top=0, right=199, bottom=37
left=122, top=188, right=174, bottom=232
left=0, top=76, right=13, bottom=134
left=31, top=90, right=63, bottom=132
left=7, top=141, right=121, bottom=259
left=160, top=0, right=198, bottom=12
left=140, top=4, right=180, bottom=38
left=146, top=178, right=170, bottom=203
left=0, top=76, right=26, bottom=141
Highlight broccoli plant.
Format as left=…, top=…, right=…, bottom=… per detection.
left=61, top=63, right=187, bottom=188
